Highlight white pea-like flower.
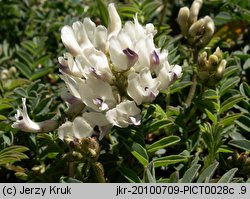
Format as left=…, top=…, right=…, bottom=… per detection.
left=106, top=101, right=141, bottom=128
left=58, top=53, right=82, bottom=77
left=75, top=48, right=114, bottom=82
left=156, top=63, right=182, bottom=90
left=127, top=68, right=160, bottom=105
left=58, top=112, right=112, bottom=140
left=12, top=98, right=58, bottom=133
left=78, top=78, right=117, bottom=112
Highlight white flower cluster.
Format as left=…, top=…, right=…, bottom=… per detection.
left=58, top=4, right=182, bottom=140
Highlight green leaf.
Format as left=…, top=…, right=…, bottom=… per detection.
left=32, top=55, right=51, bottom=69
left=21, top=40, right=36, bottom=54
left=220, top=77, right=240, bottom=96
left=235, top=115, right=250, bottom=132
left=229, top=140, right=250, bottom=152
left=168, top=171, right=179, bottom=183
left=118, top=167, right=142, bottom=183
left=130, top=143, right=148, bottom=166
left=4, top=78, right=30, bottom=91
left=152, top=104, right=167, bottom=117
left=0, top=104, right=13, bottom=111
left=169, top=81, right=192, bottom=94
left=96, top=0, right=109, bottom=27
left=147, top=135, right=180, bottom=153
left=219, top=95, right=244, bottom=114
left=219, top=114, right=242, bottom=126
left=147, top=119, right=173, bottom=132
left=197, top=161, right=219, bottom=183
left=181, top=164, right=201, bottom=183
left=203, top=89, right=219, bottom=100
left=243, top=58, right=250, bottom=70
left=0, top=115, right=7, bottom=121
left=223, top=65, right=240, bottom=78
left=13, top=87, right=27, bottom=98
left=16, top=49, right=33, bottom=68
left=218, top=145, right=234, bottom=153
left=217, top=168, right=238, bottom=183
left=214, top=11, right=232, bottom=26
left=0, top=145, right=29, bottom=166
left=31, top=67, right=52, bottom=80
left=154, top=155, right=188, bottom=168
left=143, top=161, right=156, bottom=183
left=239, top=82, right=250, bottom=98
left=15, top=61, right=32, bottom=79
left=205, top=109, right=217, bottom=123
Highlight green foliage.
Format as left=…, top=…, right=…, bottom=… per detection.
left=0, top=145, right=29, bottom=166
left=0, top=0, right=250, bottom=182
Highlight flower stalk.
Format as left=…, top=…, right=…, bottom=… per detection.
left=185, top=50, right=198, bottom=107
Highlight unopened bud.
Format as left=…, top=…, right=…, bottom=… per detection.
left=246, top=157, right=250, bottom=165
left=199, top=16, right=215, bottom=47
left=215, top=59, right=226, bottom=80
left=1, top=71, right=8, bottom=80
left=213, top=47, right=222, bottom=60
left=9, top=66, right=17, bottom=74
left=208, top=54, right=219, bottom=69
left=189, top=0, right=203, bottom=24
left=198, top=51, right=208, bottom=68
left=188, top=18, right=205, bottom=38
left=177, top=7, right=190, bottom=36
left=88, top=148, right=97, bottom=158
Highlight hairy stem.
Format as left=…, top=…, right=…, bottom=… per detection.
left=92, top=162, right=106, bottom=183
left=185, top=50, right=199, bottom=107
left=69, top=161, right=75, bottom=178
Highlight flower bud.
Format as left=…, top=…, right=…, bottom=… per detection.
left=208, top=54, right=219, bottom=69
left=189, top=0, right=203, bottom=24
left=1, top=69, right=9, bottom=80
left=215, top=59, right=226, bottom=80
left=213, top=47, right=222, bottom=60
left=188, top=18, right=205, bottom=44
left=177, top=7, right=190, bottom=36
left=199, top=16, right=215, bottom=48
left=197, top=48, right=226, bottom=86
left=9, top=66, right=17, bottom=74
left=177, top=0, right=214, bottom=49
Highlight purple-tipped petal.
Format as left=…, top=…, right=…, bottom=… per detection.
left=93, top=98, right=109, bottom=111
left=129, top=115, right=141, bottom=126
left=59, top=64, right=71, bottom=75
left=150, top=50, right=160, bottom=67
left=93, top=98, right=103, bottom=106
left=89, top=67, right=104, bottom=80
left=123, top=48, right=138, bottom=67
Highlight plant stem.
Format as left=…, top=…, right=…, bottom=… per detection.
left=69, top=161, right=74, bottom=178
left=185, top=50, right=199, bottom=107
left=92, top=162, right=106, bottom=183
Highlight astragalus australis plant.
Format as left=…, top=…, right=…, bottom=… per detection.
left=12, top=3, right=182, bottom=182
left=9, top=0, right=250, bottom=183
